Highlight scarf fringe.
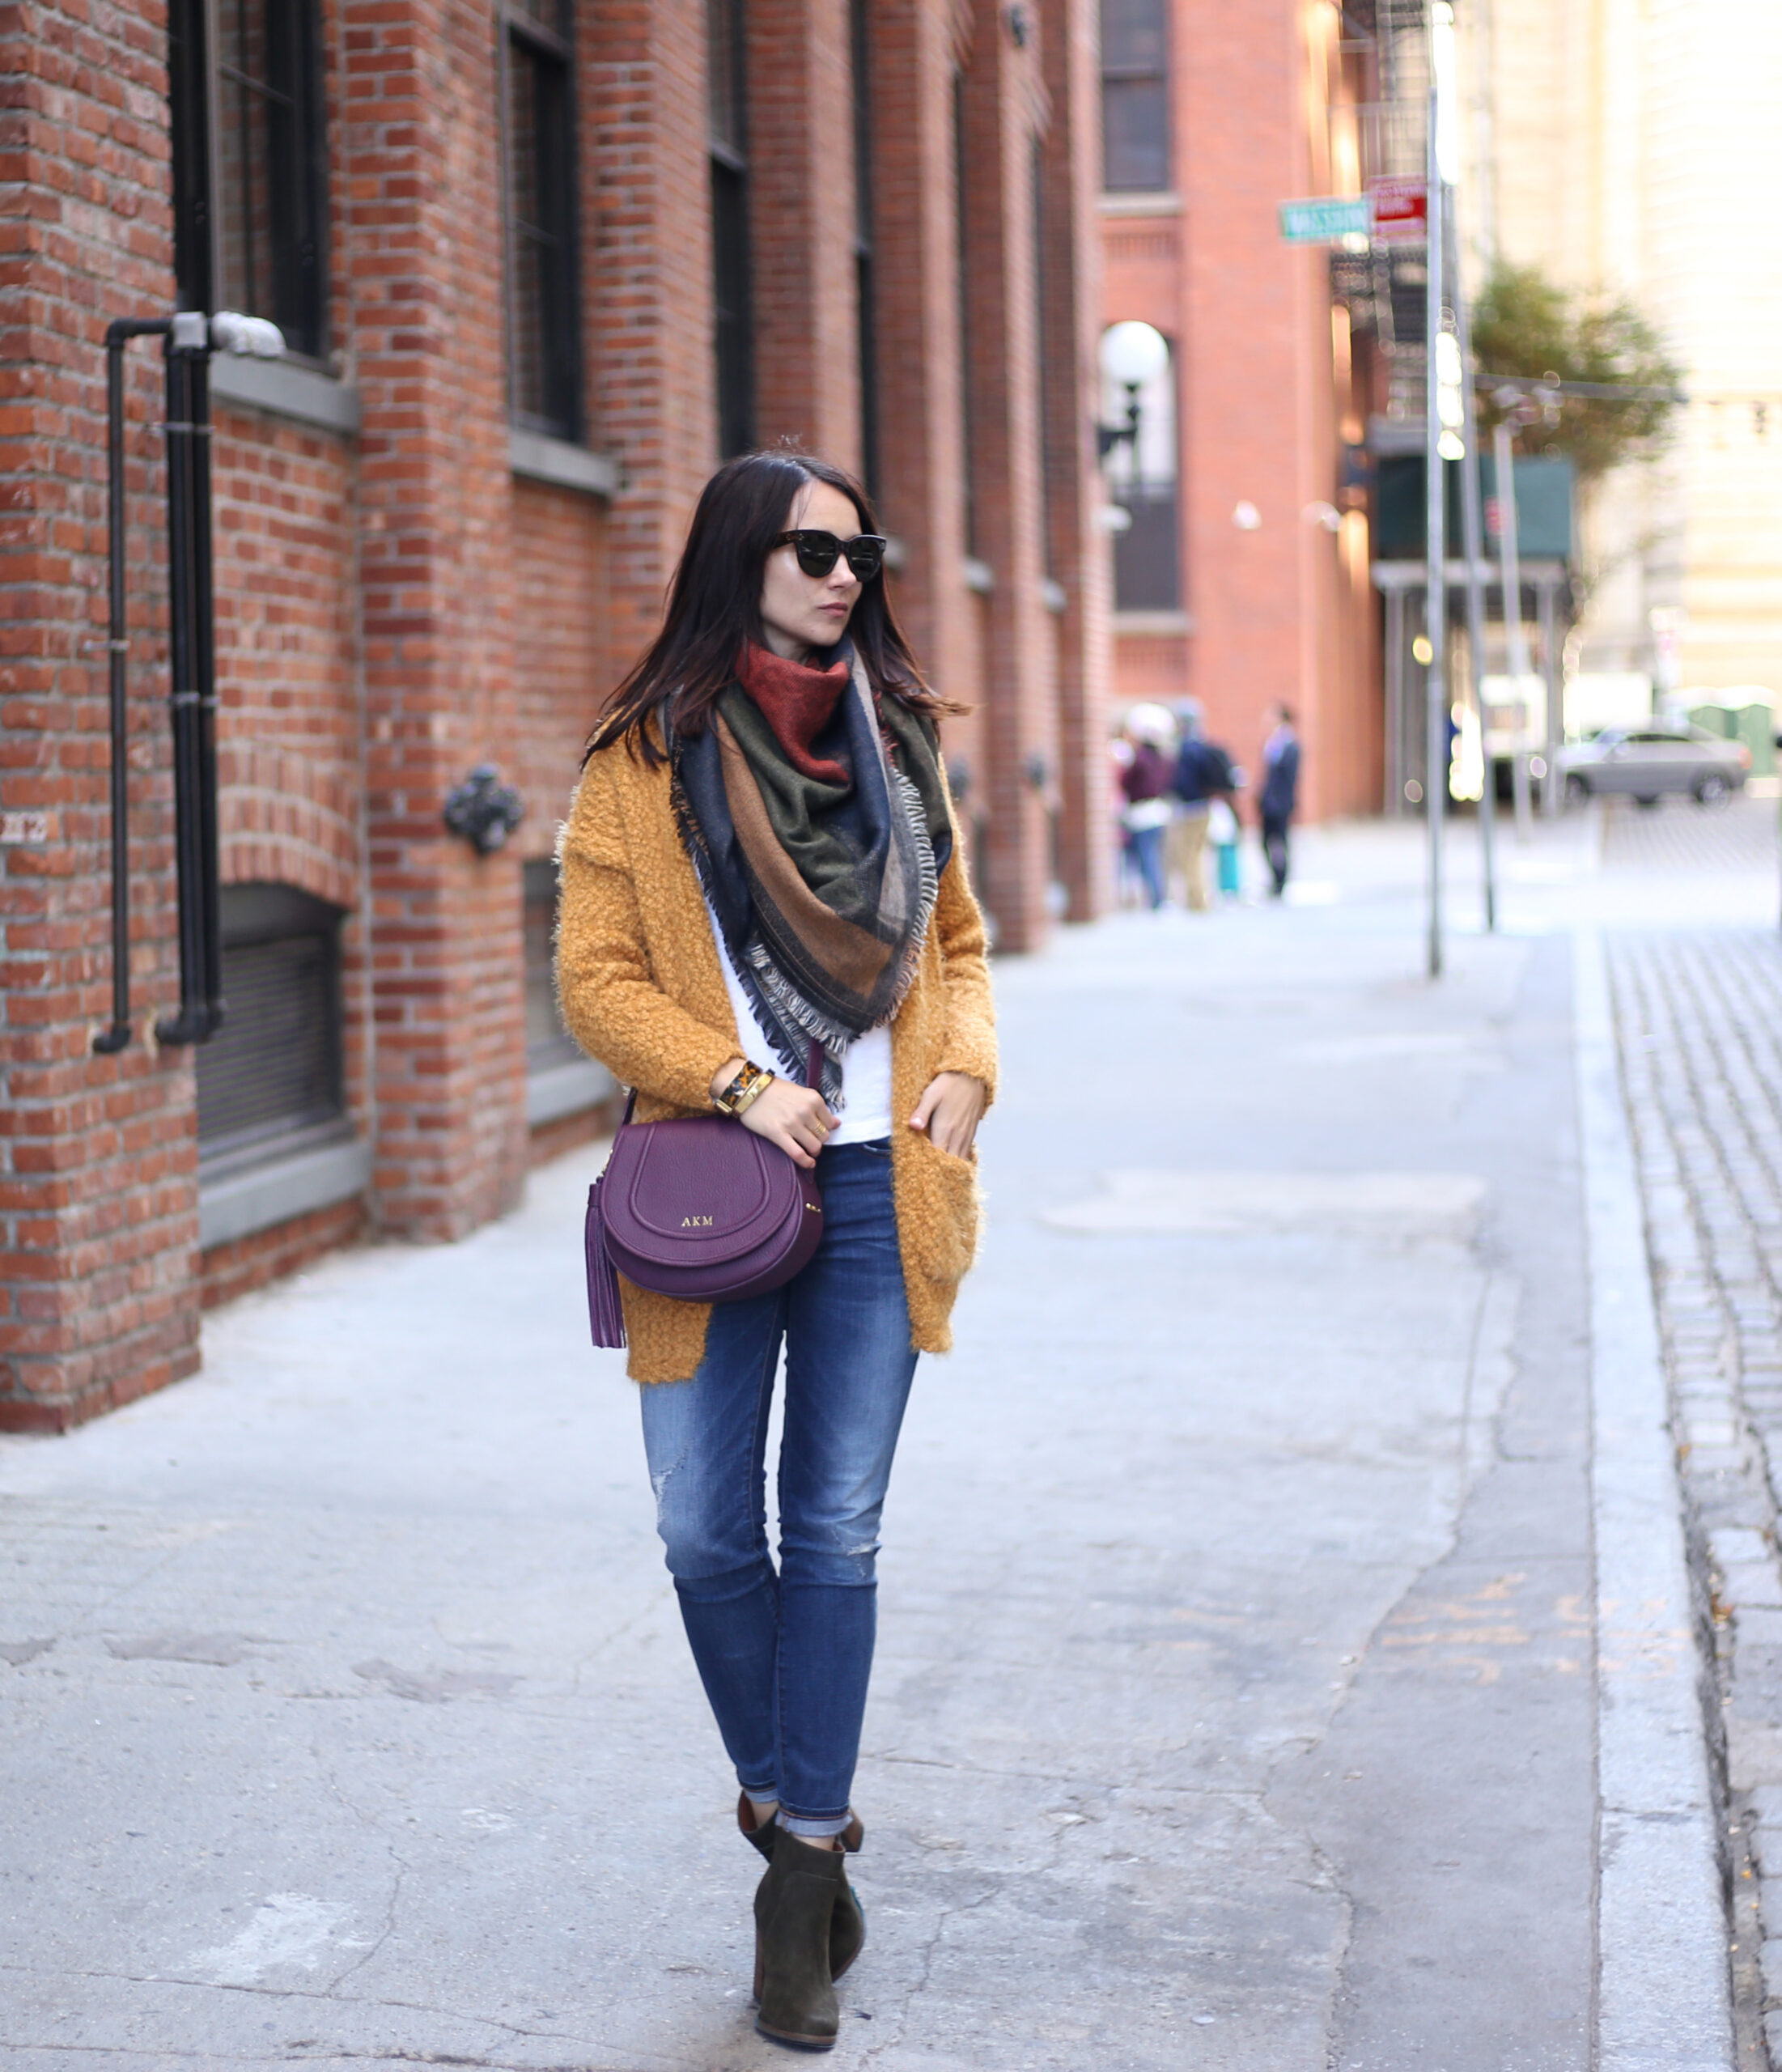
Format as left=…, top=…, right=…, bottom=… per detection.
left=884, top=759, right=941, bottom=1020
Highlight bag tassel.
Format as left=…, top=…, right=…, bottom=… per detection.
left=584, top=1175, right=628, bottom=1349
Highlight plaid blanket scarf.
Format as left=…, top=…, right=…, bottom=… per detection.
left=672, top=639, right=953, bottom=1108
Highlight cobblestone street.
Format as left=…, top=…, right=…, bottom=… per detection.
left=1613, top=915, right=1782, bottom=2068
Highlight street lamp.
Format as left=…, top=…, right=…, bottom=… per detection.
left=1097, top=321, right=1169, bottom=460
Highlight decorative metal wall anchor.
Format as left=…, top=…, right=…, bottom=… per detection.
left=444, top=765, right=524, bottom=856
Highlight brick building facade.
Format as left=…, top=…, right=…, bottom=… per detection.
left=0, top=0, right=1113, bottom=1429
left=1097, top=0, right=1381, bottom=820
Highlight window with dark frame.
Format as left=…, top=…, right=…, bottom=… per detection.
left=1113, top=477, right=1181, bottom=609
left=196, top=885, right=348, bottom=1173
left=504, top=0, right=583, bottom=442
left=709, top=0, right=755, bottom=458
left=168, top=0, right=329, bottom=360
left=1101, top=0, right=1171, bottom=193
left=851, top=0, right=879, bottom=496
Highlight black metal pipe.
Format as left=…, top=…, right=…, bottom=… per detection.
left=190, top=337, right=224, bottom=1026
left=155, top=314, right=223, bottom=1047
left=93, top=316, right=171, bottom=1056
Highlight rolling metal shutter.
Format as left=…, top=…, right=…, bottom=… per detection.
left=196, top=884, right=346, bottom=1168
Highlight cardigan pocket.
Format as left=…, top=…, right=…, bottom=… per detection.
left=902, top=1136, right=982, bottom=1285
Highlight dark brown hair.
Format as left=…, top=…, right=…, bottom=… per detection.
left=586, top=450, right=959, bottom=765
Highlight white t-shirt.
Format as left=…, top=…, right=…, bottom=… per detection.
left=705, top=906, right=895, bottom=1145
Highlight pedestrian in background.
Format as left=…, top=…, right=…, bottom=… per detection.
left=1120, top=703, right=1177, bottom=911
left=1108, top=724, right=1139, bottom=906
left=1207, top=792, right=1243, bottom=900
left=1258, top=702, right=1300, bottom=898
left=1167, top=702, right=1237, bottom=911
left=556, top=452, right=997, bottom=2051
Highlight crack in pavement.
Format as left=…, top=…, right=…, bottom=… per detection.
left=0, top=1963, right=676, bottom=2071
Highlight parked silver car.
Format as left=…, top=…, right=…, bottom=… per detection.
left=1557, top=724, right=1750, bottom=806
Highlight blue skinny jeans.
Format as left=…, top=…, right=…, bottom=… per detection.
left=638, top=1139, right=919, bottom=1837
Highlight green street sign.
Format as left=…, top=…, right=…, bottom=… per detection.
left=1277, top=196, right=1371, bottom=244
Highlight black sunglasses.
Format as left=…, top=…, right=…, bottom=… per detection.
left=773, top=530, right=887, bottom=581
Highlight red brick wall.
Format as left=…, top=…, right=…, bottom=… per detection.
left=0, top=0, right=202, bottom=1430
left=1038, top=0, right=1114, bottom=922
left=210, top=407, right=369, bottom=1140
left=344, top=0, right=528, bottom=1243
left=861, top=0, right=974, bottom=720
left=956, top=0, right=1055, bottom=950
left=586, top=0, right=717, bottom=689
left=200, top=1196, right=365, bottom=1311
left=747, top=0, right=860, bottom=469
left=528, top=1093, right=619, bottom=1170
left=511, top=478, right=607, bottom=848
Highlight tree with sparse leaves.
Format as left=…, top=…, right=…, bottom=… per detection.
left=1471, top=261, right=1684, bottom=483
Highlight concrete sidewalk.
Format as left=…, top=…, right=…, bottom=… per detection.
left=0, top=805, right=1767, bottom=2070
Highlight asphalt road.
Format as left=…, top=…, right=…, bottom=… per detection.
left=2, top=801, right=1771, bottom=2070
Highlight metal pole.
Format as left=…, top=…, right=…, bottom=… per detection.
left=1538, top=577, right=1562, bottom=814
left=1450, top=207, right=1497, bottom=931
left=1491, top=417, right=1533, bottom=836
left=94, top=318, right=172, bottom=1055
left=1384, top=586, right=1405, bottom=815
left=1492, top=418, right=1530, bottom=677
left=157, top=311, right=219, bottom=1047
left=1423, top=91, right=1446, bottom=979
left=189, top=335, right=225, bottom=1020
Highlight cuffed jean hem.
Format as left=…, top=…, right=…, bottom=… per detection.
left=780, top=1809, right=853, bottom=1839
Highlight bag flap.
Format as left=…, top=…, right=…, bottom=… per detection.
left=604, top=1117, right=801, bottom=1267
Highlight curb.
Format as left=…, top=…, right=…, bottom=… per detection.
left=1576, top=923, right=1734, bottom=2069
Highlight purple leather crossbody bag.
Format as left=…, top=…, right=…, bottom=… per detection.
left=584, top=1042, right=825, bottom=1349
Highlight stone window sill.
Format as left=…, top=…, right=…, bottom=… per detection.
left=199, top=1135, right=371, bottom=1250
left=1099, top=191, right=1182, bottom=218
left=528, top=1055, right=617, bottom=1127
left=510, top=429, right=621, bottom=498
left=209, top=355, right=362, bottom=435
left=1114, top=609, right=1195, bottom=636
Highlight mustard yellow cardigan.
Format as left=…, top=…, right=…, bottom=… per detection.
left=554, top=732, right=999, bottom=1382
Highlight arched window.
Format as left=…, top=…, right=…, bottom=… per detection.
left=1101, top=324, right=1180, bottom=610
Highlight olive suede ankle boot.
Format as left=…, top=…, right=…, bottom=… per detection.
left=753, top=1829, right=848, bottom=2050
left=738, top=1796, right=866, bottom=1981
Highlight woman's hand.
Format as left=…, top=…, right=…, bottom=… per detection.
left=740, top=1077, right=839, bottom=1170
left=909, top=1072, right=986, bottom=1159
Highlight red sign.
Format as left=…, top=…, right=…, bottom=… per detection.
left=1368, top=177, right=1428, bottom=244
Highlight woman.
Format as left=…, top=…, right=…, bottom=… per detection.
left=555, top=451, right=997, bottom=2050
left=1119, top=703, right=1177, bottom=910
